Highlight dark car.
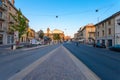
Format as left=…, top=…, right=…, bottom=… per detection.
left=95, top=43, right=106, bottom=48
left=109, top=44, right=120, bottom=52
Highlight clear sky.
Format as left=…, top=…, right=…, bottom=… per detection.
left=14, top=0, right=120, bottom=38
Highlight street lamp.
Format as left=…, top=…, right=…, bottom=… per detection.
left=56, top=16, right=58, bottom=18
left=95, top=9, right=99, bottom=22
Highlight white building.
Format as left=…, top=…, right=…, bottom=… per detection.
left=115, top=15, right=120, bottom=44
left=95, top=11, right=120, bottom=47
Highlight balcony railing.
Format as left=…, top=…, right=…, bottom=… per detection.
left=0, top=26, right=6, bottom=32
left=9, top=19, right=14, bottom=24
left=0, top=15, right=6, bottom=21
left=0, top=3, right=7, bottom=11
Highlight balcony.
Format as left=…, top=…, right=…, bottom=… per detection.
left=0, top=3, right=7, bottom=11
left=0, top=26, right=3, bottom=32
left=0, top=26, right=7, bottom=32
left=0, top=15, right=5, bottom=21
left=9, top=20, right=14, bottom=24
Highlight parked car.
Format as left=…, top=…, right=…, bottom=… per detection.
left=109, top=44, right=120, bottom=52
left=95, top=43, right=106, bottom=48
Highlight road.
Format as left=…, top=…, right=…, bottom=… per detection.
left=63, top=42, right=120, bottom=80
left=0, top=44, right=60, bottom=80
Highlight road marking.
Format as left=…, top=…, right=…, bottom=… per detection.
left=62, top=46, right=101, bottom=80
left=8, top=46, right=60, bottom=80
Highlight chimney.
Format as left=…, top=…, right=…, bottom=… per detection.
left=11, top=0, right=15, bottom=5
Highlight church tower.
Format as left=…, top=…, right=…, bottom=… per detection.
left=47, top=28, right=50, bottom=37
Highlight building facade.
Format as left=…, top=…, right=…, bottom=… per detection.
left=0, top=0, right=29, bottom=45
left=74, top=33, right=79, bottom=40
left=45, top=28, right=64, bottom=41
left=27, top=28, right=35, bottom=41
left=0, top=0, right=8, bottom=45
left=95, top=11, right=120, bottom=47
left=77, top=24, right=95, bottom=43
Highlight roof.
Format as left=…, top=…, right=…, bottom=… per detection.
left=80, top=23, right=94, bottom=32
left=95, top=11, right=120, bottom=26
left=8, top=0, right=29, bottom=21
left=52, top=29, right=64, bottom=34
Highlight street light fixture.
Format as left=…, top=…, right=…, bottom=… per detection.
left=56, top=16, right=58, bottom=18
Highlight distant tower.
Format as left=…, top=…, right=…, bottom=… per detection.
left=47, top=28, right=50, bottom=37
left=11, top=0, right=15, bottom=5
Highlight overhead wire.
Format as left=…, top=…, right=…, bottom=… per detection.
left=24, top=3, right=117, bottom=18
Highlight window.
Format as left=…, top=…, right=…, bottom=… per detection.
left=108, top=20, right=111, bottom=25
left=98, top=32, right=99, bottom=37
left=0, top=34, right=3, bottom=44
left=97, top=40, right=100, bottom=43
left=97, top=25, right=100, bottom=29
left=102, top=30, right=104, bottom=36
left=0, top=12, right=2, bottom=18
left=102, top=23, right=104, bottom=28
left=7, top=36, right=10, bottom=44
left=0, top=0, right=2, bottom=6
left=108, top=28, right=111, bottom=35
left=0, top=22, right=2, bottom=29
left=9, top=7, right=11, bottom=10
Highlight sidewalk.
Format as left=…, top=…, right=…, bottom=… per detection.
left=9, top=45, right=100, bottom=80
left=0, top=45, right=48, bottom=55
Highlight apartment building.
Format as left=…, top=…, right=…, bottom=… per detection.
left=77, top=24, right=95, bottom=43
left=27, top=28, right=35, bottom=41
left=0, top=0, right=8, bottom=44
left=74, top=33, right=79, bottom=40
left=0, top=0, right=29, bottom=45
left=95, top=11, right=120, bottom=47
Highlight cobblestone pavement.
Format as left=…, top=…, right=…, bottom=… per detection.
left=22, top=46, right=87, bottom=80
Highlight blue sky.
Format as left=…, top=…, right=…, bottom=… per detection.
left=15, top=0, right=120, bottom=37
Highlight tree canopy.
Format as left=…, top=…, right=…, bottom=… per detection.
left=9, top=9, right=28, bottom=40
left=53, top=34, right=61, bottom=40
left=38, top=30, right=44, bottom=39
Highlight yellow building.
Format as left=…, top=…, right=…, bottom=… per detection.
left=45, top=28, right=64, bottom=41
left=77, top=24, right=95, bottom=43
left=27, top=28, right=35, bottom=41
left=20, top=28, right=35, bottom=43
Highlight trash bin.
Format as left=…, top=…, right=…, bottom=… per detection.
left=11, top=45, right=16, bottom=50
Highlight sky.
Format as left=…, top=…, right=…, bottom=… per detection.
left=14, top=0, right=120, bottom=38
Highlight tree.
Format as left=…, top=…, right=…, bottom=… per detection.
left=9, top=9, right=28, bottom=42
left=38, top=30, right=44, bottom=39
left=53, top=34, right=61, bottom=40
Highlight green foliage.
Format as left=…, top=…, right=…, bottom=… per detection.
left=53, top=34, right=61, bottom=40
left=9, top=9, right=28, bottom=39
left=38, top=30, right=44, bottom=39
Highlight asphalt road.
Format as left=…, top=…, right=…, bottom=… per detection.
left=0, top=44, right=60, bottom=80
left=63, top=42, right=120, bottom=80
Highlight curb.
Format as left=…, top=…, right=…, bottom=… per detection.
left=62, top=46, right=101, bottom=80
left=8, top=46, right=60, bottom=80
left=0, top=45, right=49, bottom=55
